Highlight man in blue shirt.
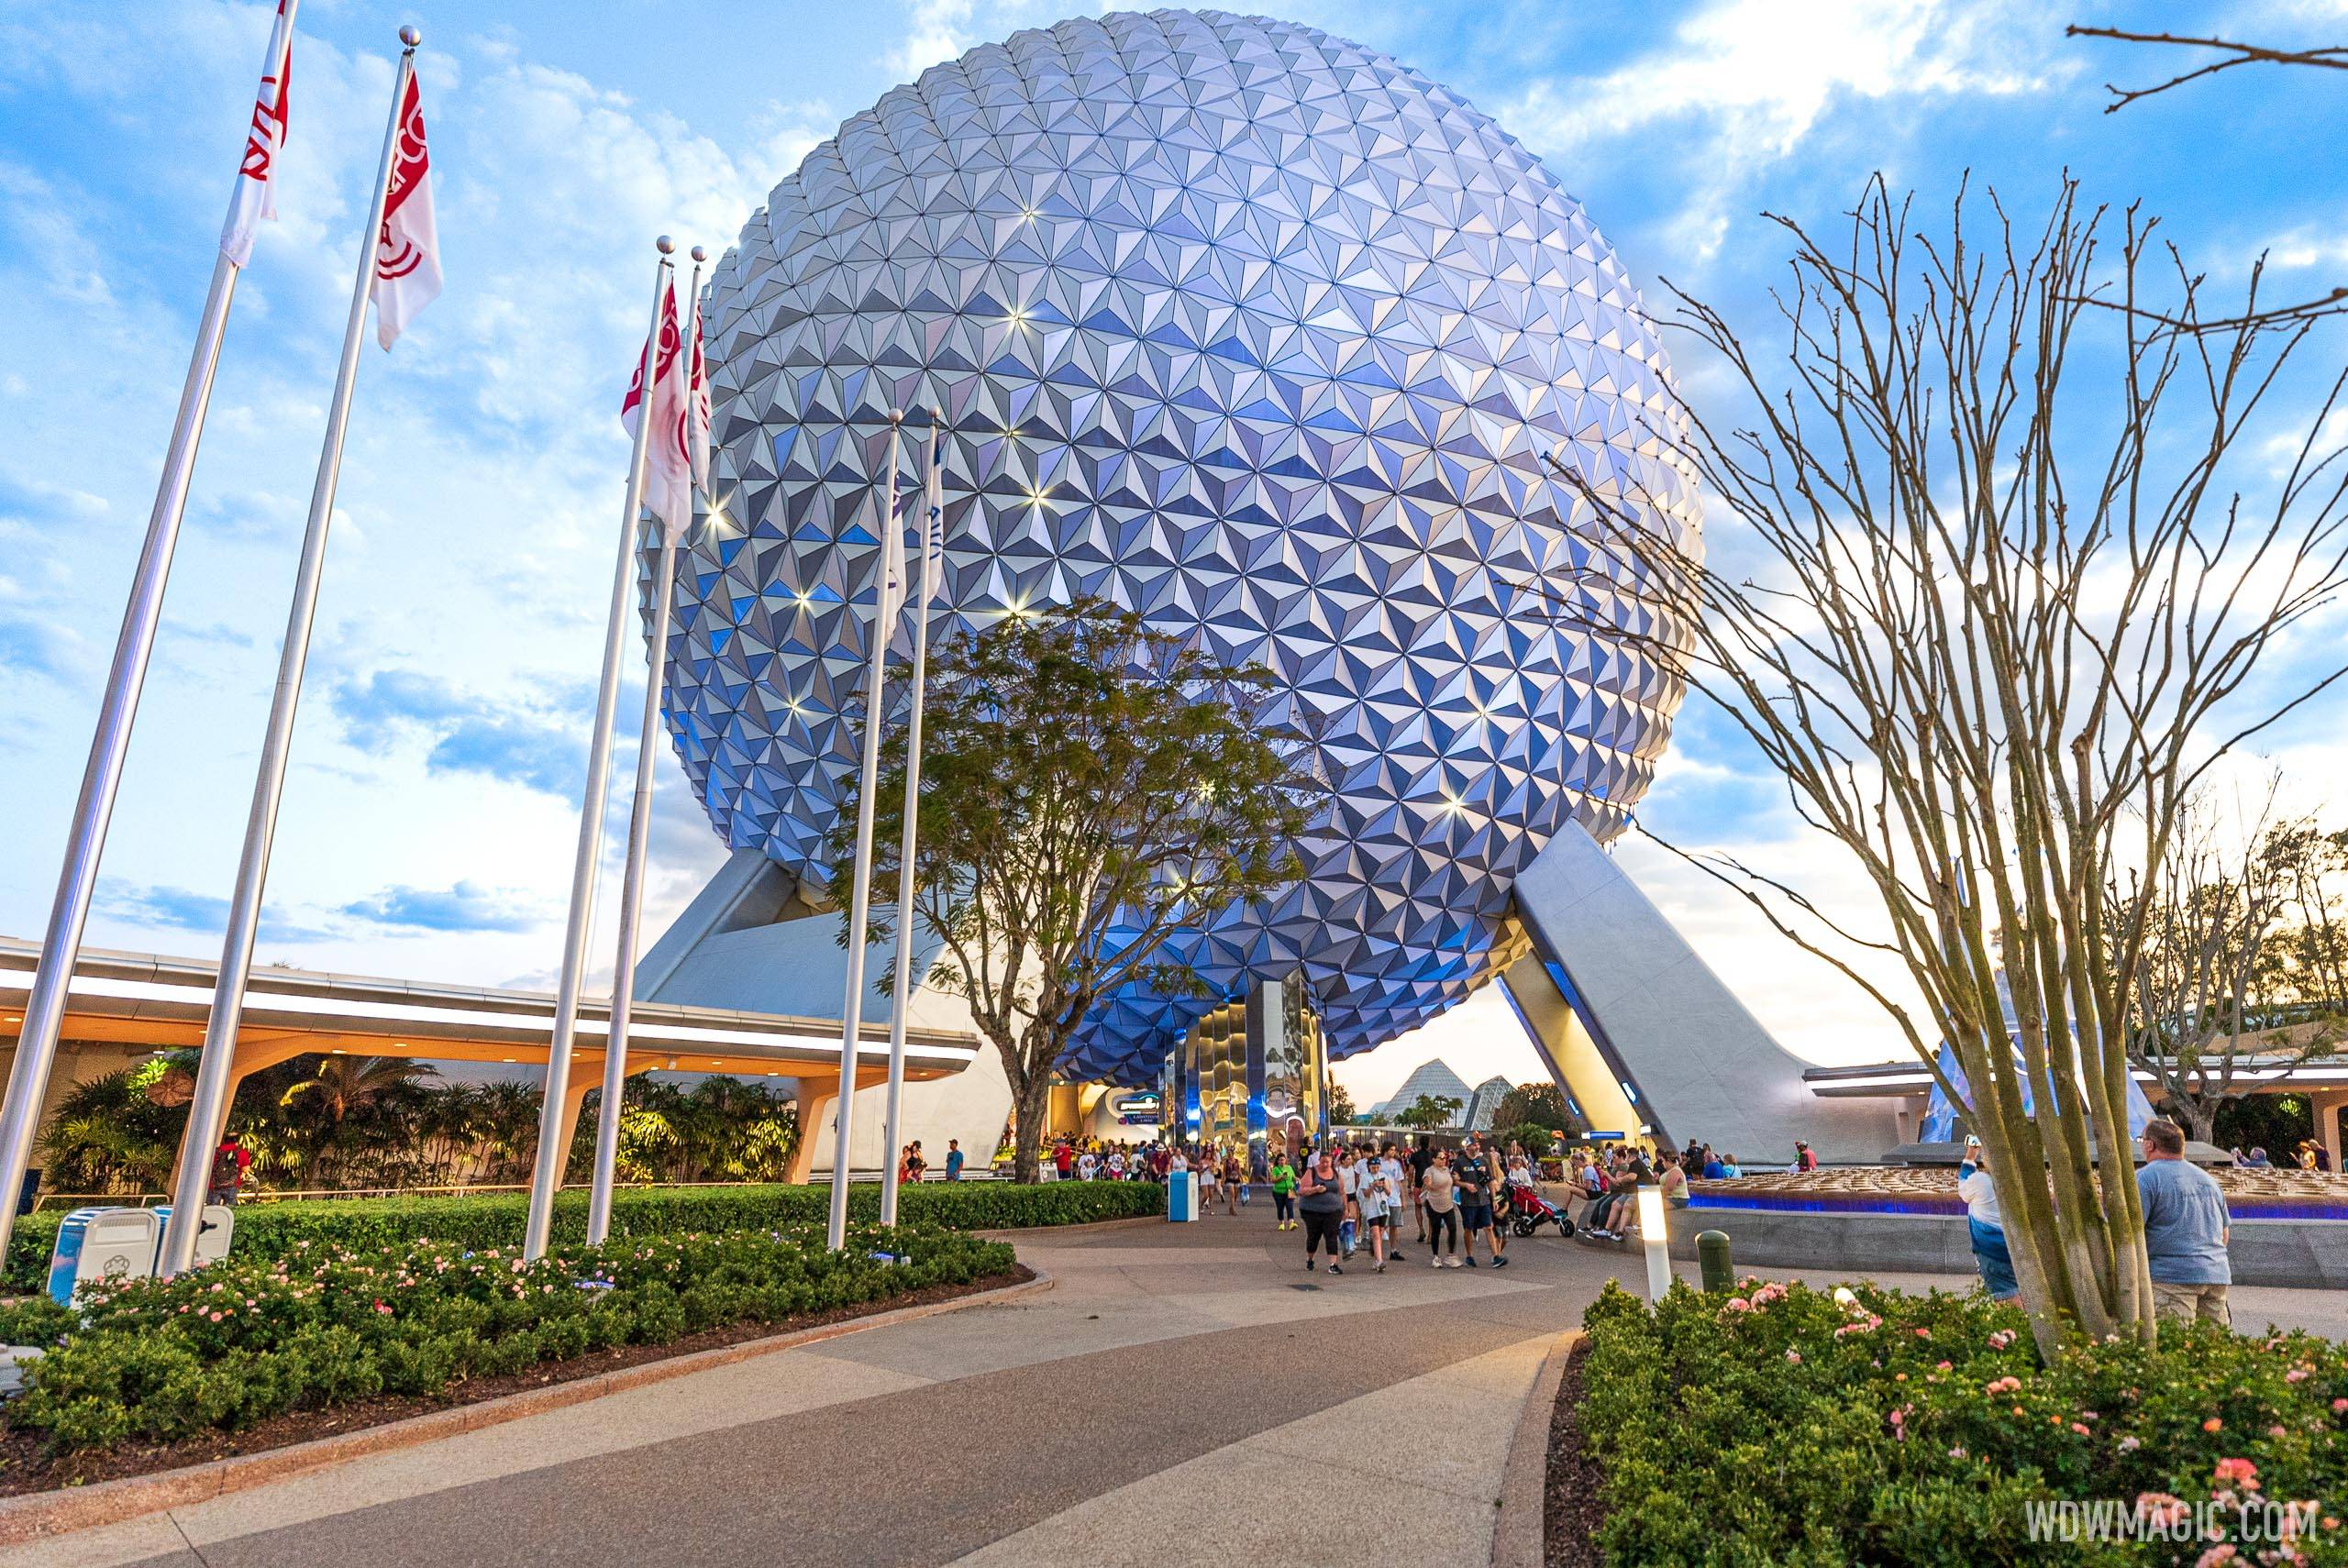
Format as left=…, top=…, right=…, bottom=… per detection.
left=944, top=1139, right=965, bottom=1181
left=2137, top=1118, right=2231, bottom=1328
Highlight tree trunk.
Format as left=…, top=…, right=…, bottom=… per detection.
left=1008, top=1060, right=1053, bottom=1184
left=2177, top=1099, right=2216, bottom=1147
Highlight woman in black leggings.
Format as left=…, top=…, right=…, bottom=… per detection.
left=1296, top=1148, right=1347, bottom=1275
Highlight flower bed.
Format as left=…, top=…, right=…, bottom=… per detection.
left=3, top=1178, right=1157, bottom=1292
left=0, top=1224, right=1011, bottom=1457
left=1571, top=1279, right=2348, bottom=1565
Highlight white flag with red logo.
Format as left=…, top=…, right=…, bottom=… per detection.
left=219, top=1, right=294, bottom=267
left=623, top=282, right=691, bottom=536
left=372, top=70, right=442, bottom=349
left=683, top=289, right=711, bottom=492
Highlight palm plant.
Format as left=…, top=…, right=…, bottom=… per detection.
left=279, top=1056, right=441, bottom=1186
left=36, top=1069, right=184, bottom=1193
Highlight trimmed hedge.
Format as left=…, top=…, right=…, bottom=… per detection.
left=1578, top=1277, right=2348, bottom=1565
left=5, top=1179, right=1157, bottom=1293
left=5, top=1225, right=1013, bottom=1453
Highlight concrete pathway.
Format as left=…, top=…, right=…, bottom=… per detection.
left=17, top=1209, right=2348, bottom=1568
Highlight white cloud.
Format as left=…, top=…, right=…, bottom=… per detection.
left=880, top=1, right=1111, bottom=85
left=888, top=0, right=978, bottom=82
left=1502, top=0, right=2054, bottom=260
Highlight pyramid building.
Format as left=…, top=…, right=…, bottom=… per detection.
left=1368, top=1058, right=1476, bottom=1123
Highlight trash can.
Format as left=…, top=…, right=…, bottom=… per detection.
left=150, top=1204, right=236, bottom=1270
left=1167, top=1171, right=1200, bottom=1222
left=45, top=1207, right=162, bottom=1308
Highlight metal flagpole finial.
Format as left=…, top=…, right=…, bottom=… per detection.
left=691, top=245, right=708, bottom=263
left=398, top=24, right=421, bottom=50
left=656, top=235, right=676, bottom=256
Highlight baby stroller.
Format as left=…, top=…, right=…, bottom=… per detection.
left=1507, top=1176, right=1573, bottom=1238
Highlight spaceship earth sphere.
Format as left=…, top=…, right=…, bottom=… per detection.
left=669, top=7, right=1700, bottom=1082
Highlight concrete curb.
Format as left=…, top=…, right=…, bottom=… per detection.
left=1491, top=1331, right=1579, bottom=1568
left=0, top=1266, right=1054, bottom=1548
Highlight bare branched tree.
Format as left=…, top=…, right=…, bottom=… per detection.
left=1542, top=175, right=2348, bottom=1353
left=2066, top=25, right=2348, bottom=112
left=2066, top=25, right=2348, bottom=332
left=2121, top=784, right=2340, bottom=1143
left=2264, top=821, right=2348, bottom=1021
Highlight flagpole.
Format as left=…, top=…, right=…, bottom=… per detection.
left=523, top=237, right=675, bottom=1262
left=586, top=248, right=703, bottom=1245
left=826, top=410, right=904, bottom=1250
left=878, top=408, right=943, bottom=1228
left=0, top=0, right=299, bottom=1273
left=159, top=29, right=416, bottom=1276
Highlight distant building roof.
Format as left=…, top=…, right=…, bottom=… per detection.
left=1464, top=1076, right=1515, bottom=1131
left=1368, top=1058, right=1475, bottom=1121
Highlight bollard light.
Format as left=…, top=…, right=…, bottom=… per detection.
left=1637, top=1184, right=1669, bottom=1301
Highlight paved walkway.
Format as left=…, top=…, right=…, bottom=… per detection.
left=20, top=1209, right=2348, bottom=1568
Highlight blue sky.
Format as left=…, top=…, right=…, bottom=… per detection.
left=4, top=0, right=2345, bottom=1110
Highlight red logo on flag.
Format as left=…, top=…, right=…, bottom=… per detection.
left=239, top=59, right=291, bottom=185
left=376, top=75, right=431, bottom=282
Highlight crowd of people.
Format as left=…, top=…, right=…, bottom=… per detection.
left=977, top=1114, right=2273, bottom=1317
left=1262, top=1132, right=1548, bottom=1273
left=1041, top=1137, right=1186, bottom=1184
left=2230, top=1141, right=2334, bottom=1172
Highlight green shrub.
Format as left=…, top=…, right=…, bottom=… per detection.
left=1577, top=1276, right=2348, bottom=1566
left=7, top=1224, right=1013, bottom=1453
left=6, top=1178, right=1156, bottom=1291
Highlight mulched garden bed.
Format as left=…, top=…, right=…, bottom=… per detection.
left=1543, top=1337, right=1603, bottom=1568
left=0, top=1264, right=1031, bottom=1496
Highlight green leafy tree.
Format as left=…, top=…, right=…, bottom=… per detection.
left=1327, top=1080, right=1357, bottom=1126
left=1503, top=1121, right=1561, bottom=1157
left=1394, top=1093, right=1464, bottom=1131
left=1491, top=1082, right=1574, bottom=1133
left=830, top=598, right=1321, bottom=1182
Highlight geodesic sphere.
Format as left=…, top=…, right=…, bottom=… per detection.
left=670, top=7, right=1700, bottom=1082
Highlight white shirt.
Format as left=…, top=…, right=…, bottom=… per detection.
left=1077, top=1154, right=1098, bottom=1179
left=1957, top=1163, right=2003, bottom=1228
left=1380, top=1157, right=1408, bottom=1207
